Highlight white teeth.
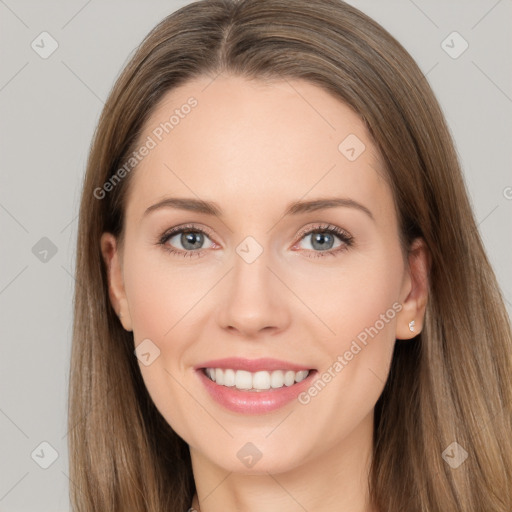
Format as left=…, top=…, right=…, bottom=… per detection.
left=223, top=368, right=236, bottom=387
left=252, top=371, right=271, bottom=390
left=235, top=370, right=252, bottom=390
left=270, top=370, right=284, bottom=388
left=204, top=368, right=310, bottom=391
left=284, top=370, right=296, bottom=386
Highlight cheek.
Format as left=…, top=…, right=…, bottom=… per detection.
left=292, top=241, right=404, bottom=345
left=298, top=247, right=404, bottom=422
left=122, top=247, right=206, bottom=434
left=123, top=244, right=205, bottom=342
left=122, top=244, right=219, bottom=403
left=331, top=267, right=402, bottom=345
left=336, top=248, right=403, bottom=364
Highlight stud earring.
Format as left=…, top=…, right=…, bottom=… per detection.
left=409, top=320, right=415, bottom=332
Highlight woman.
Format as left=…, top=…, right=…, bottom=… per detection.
left=68, top=0, right=512, bottom=510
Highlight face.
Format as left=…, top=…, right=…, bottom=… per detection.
left=102, top=74, right=427, bottom=475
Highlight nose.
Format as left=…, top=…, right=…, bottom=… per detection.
left=216, top=248, right=291, bottom=338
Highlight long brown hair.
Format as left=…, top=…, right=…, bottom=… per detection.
left=68, top=0, right=512, bottom=510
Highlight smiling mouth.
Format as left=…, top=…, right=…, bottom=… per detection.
left=201, top=367, right=315, bottom=392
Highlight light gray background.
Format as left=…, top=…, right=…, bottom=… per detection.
left=0, top=1, right=511, bottom=510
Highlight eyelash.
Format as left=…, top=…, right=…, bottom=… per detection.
left=157, top=223, right=354, bottom=259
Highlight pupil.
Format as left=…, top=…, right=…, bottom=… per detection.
left=312, top=232, right=333, bottom=251
left=182, top=232, right=203, bottom=250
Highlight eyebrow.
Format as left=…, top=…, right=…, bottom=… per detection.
left=143, top=196, right=374, bottom=221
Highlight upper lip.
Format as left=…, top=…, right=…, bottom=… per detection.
left=195, top=357, right=313, bottom=373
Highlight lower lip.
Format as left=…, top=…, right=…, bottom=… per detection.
left=196, top=368, right=317, bottom=414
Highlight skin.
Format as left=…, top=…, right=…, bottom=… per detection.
left=101, top=74, right=429, bottom=512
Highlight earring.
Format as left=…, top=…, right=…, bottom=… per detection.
left=409, top=320, right=415, bottom=332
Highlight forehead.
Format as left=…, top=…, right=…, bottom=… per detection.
left=124, top=74, right=392, bottom=223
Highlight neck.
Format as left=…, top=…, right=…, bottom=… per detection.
left=188, top=410, right=375, bottom=512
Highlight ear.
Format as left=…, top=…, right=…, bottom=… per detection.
left=396, top=237, right=430, bottom=340
left=100, top=232, right=133, bottom=332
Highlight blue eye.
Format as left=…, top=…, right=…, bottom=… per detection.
left=158, top=223, right=353, bottom=259
left=159, top=224, right=214, bottom=258
left=293, top=224, right=354, bottom=258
